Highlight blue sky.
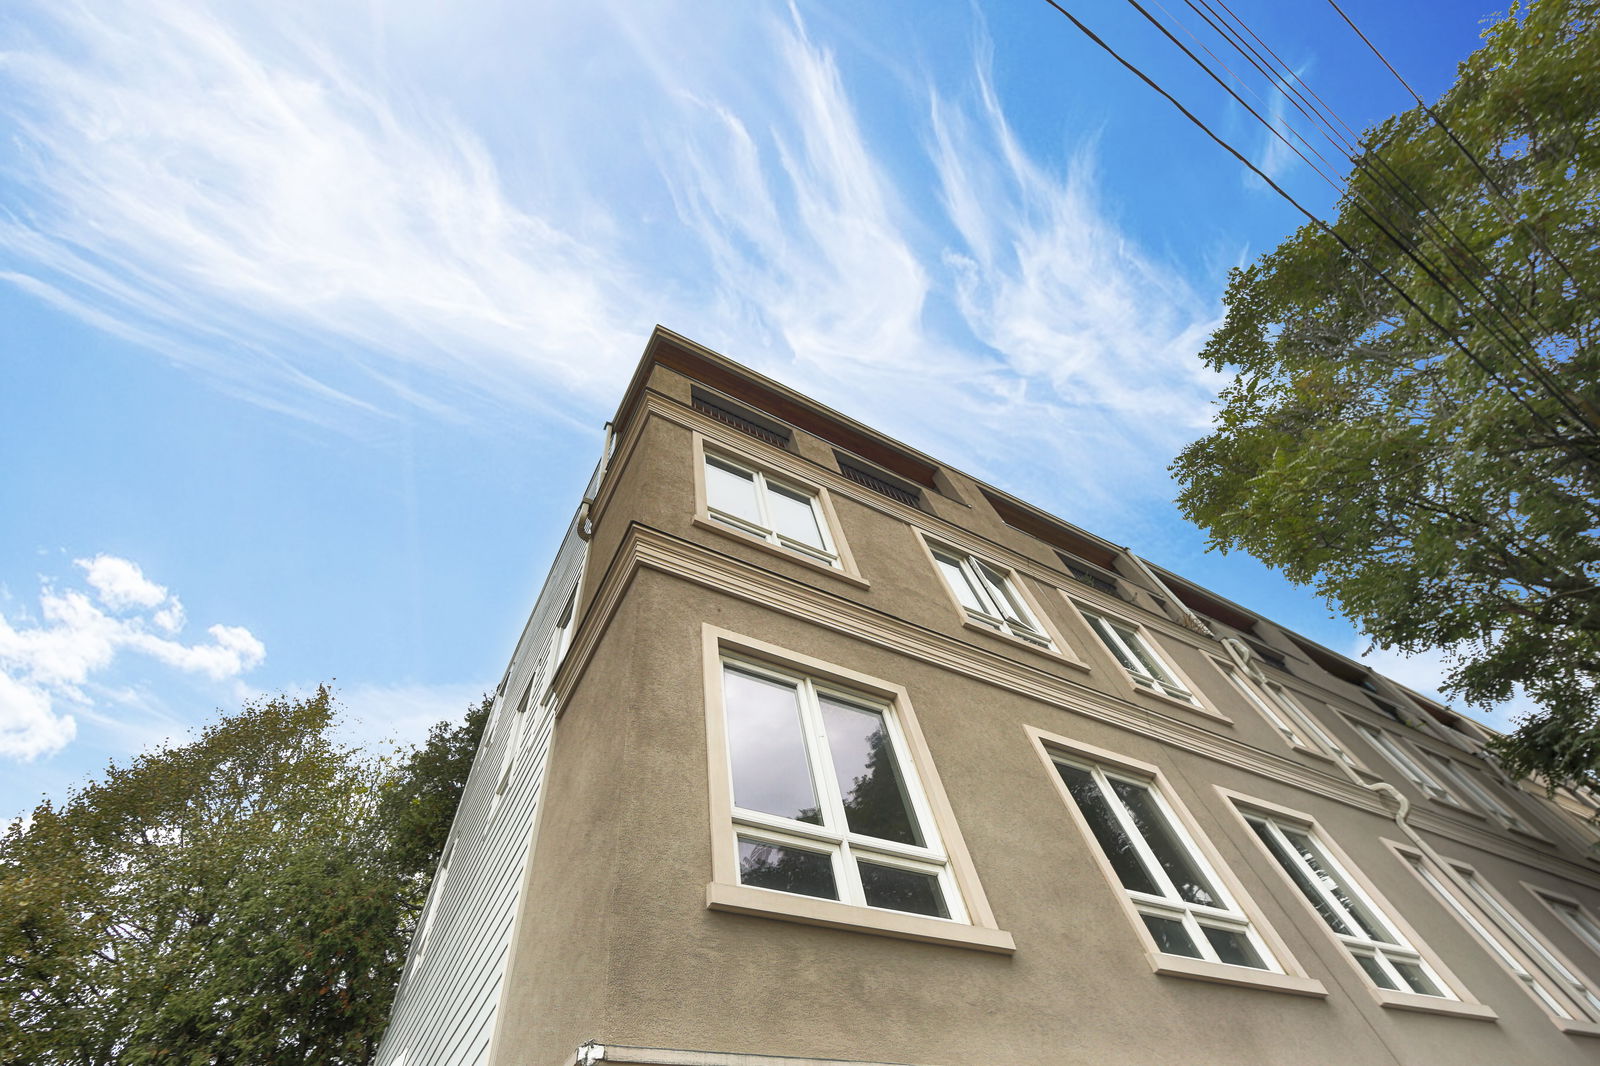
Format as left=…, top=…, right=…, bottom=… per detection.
left=0, top=0, right=1509, bottom=819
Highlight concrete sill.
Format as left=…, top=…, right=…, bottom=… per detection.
left=706, top=881, right=1015, bottom=955
left=692, top=516, right=870, bottom=589
left=1147, top=952, right=1328, bottom=998
left=1372, top=987, right=1498, bottom=1021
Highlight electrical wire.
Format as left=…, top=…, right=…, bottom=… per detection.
left=1188, top=0, right=1596, bottom=437
left=1032, top=0, right=1598, bottom=466
left=1131, top=0, right=1593, bottom=441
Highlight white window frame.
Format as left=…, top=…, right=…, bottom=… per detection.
left=718, top=653, right=963, bottom=920
left=703, top=450, right=839, bottom=565
left=924, top=539, right=1055, bottom=650
left=1393, top=846, right=1600, bottom=1036
left=1529, top=885, right=1600, bottom=962
left=1077, top=605, right=1201, bottom=707
left=1030, top=730, right=1323, bottom=996
left=1352, top=722, right=1463, bottom=807
left=1223, top=791, right=1490, bottom=1019
left=1215, top=659, right=1333, bottom=757
left=1419, top=749, right=1533, bottom=833
left=701, top=626, right=1012, bottom=954
left=690, top=433, right=866, bottom=586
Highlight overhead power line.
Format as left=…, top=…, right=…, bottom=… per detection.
left=1325, top=0, right=1594, bottom=303
left=1126, top=0, right=1598, bottom=440
left=1032, top=0, right=1599, bottom=461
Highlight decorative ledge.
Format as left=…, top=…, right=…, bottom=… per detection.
left=706, top=881, right=1016, bottom=955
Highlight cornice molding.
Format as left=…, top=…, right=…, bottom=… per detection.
left=550, top=522, right=1596, bottom=883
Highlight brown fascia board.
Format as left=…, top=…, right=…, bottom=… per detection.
left=1147, top=568, right=1260, bottom=634
left=614, top=327, right=939, bottom=489
left=978, top=489, right=1121, bottom=571
left=616, top=329, right=1498, bottom=734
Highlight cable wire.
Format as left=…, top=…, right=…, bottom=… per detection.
left=1033, top=0, right=1598, bottom=465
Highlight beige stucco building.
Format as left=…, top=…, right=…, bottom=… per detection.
left=376, top=328, right=1600, bottom=1066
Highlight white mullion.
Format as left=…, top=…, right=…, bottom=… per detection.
left=1098, top=619, right=1154, bottom=684
left=801, top=676, right=862, bottom=907
left=1268, top=822, right=1370, bottom=940
left=960, top=558, right=1005, bottom=622
left=1178, top=911, right=1223, bottom=964
left=1096, top=768, right=1184, bottom=906
left=871, top=704, right=946, bottom=857
left=750, top=470, right=777, bottom=543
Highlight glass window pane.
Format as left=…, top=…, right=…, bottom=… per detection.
left=1282, top=829, right=1395, bottom=944
left=1055, top=762, right=1160, bottom=896
left=819, top=697, right=922, bottom=846
left=1085, top=616, right=1138, bottom=672
left=766, top=481, right=826, bottom=550
left=705, top=458, right=762, bottom=526
left=738, top=838, right=837, bottom=899
left=1203, top=925, right=1268, bottom=969
left=1250, top=820, right=1355, bottom=936
left=1117, top=625, right=1179, bottom=688
left=858, top=860, right=949, bottom=918
left=977, top=562, right=1029, bottom=626
left=1355, top=952, right=1401, bottom=990
left=1109, top=779, right=1220, bottom=908
left=935, top=553, right=990, bottom=616
left=1143, top=913, right=1202, bottom=957
left=723, top=667, right=822, bottom=824
left=1392, top=959, right=1443, bottom=996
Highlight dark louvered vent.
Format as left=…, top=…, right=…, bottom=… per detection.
left=1242, top=637, right=1288, bottom=672
left=837, top=457, right=922, bottom=508
left=1055, top=551, right=1122, bottom=597
left=692, top=389, right=791, bottom=448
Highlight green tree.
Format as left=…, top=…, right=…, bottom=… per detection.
left=0, top=687, right=489, bottom=1065
left=374, top=695, right=491, bottom=884
left=1171, top=0, right=1600, bottom=789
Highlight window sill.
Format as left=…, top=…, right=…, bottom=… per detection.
left=692, top=515, right=870, bottom=589
left=960, top=619, right=1090, bottom=672
left=705, top=881, right=1015, bottom=954
left=1371, top=987, right=1498, bottom=1020
left=1555, top=1017, right=1600, bottom=1038
left=1146, top=952, right=1327, bottom=997
left=1128, top=681, right=1232, bottom=724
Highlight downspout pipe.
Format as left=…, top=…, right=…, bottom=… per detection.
left=1222, top=638, right=1506, bottom=945
left=576, top=421, right=615, bottom=543
left=1123, top=550, right=1214, bottom=638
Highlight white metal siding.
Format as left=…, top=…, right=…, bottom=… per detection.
left=375, top=497, right=590, bottom=1066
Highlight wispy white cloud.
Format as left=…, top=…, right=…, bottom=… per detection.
left=333, top=680, right=487, bottom=754
left=0, top=556, right=265, bottom=760
left=2, top=0, right=1222, bottom=511
left=931, top=62, right=1223, bottom=434
left=0, top=0, right=651, bottom=427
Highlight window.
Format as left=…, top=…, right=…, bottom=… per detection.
left=1404, top=854, right=1600, bottom=1032
left=1081, top=609, right=1193, bottom=702
left=702, top=451, right=838, bottom=566
left=1053, top=757, right=1278, bottom=972
left=1419, top=750, right=1530, bottom=831
left=1536, top=891, right=1600, bottom=960
left=1247, top=814, right=1454, bottom=1000
left=1217, top=660, right=1311, bottom=751
left=1057, top=551, right=1121, bottom=598
left=1354, top=723, right=1460, bottom=806
left=703, top=629, right=1012, bottom=954
left=929, top=544, right=1053, bottom=648
left=718, top=657, right=959, bottom=920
